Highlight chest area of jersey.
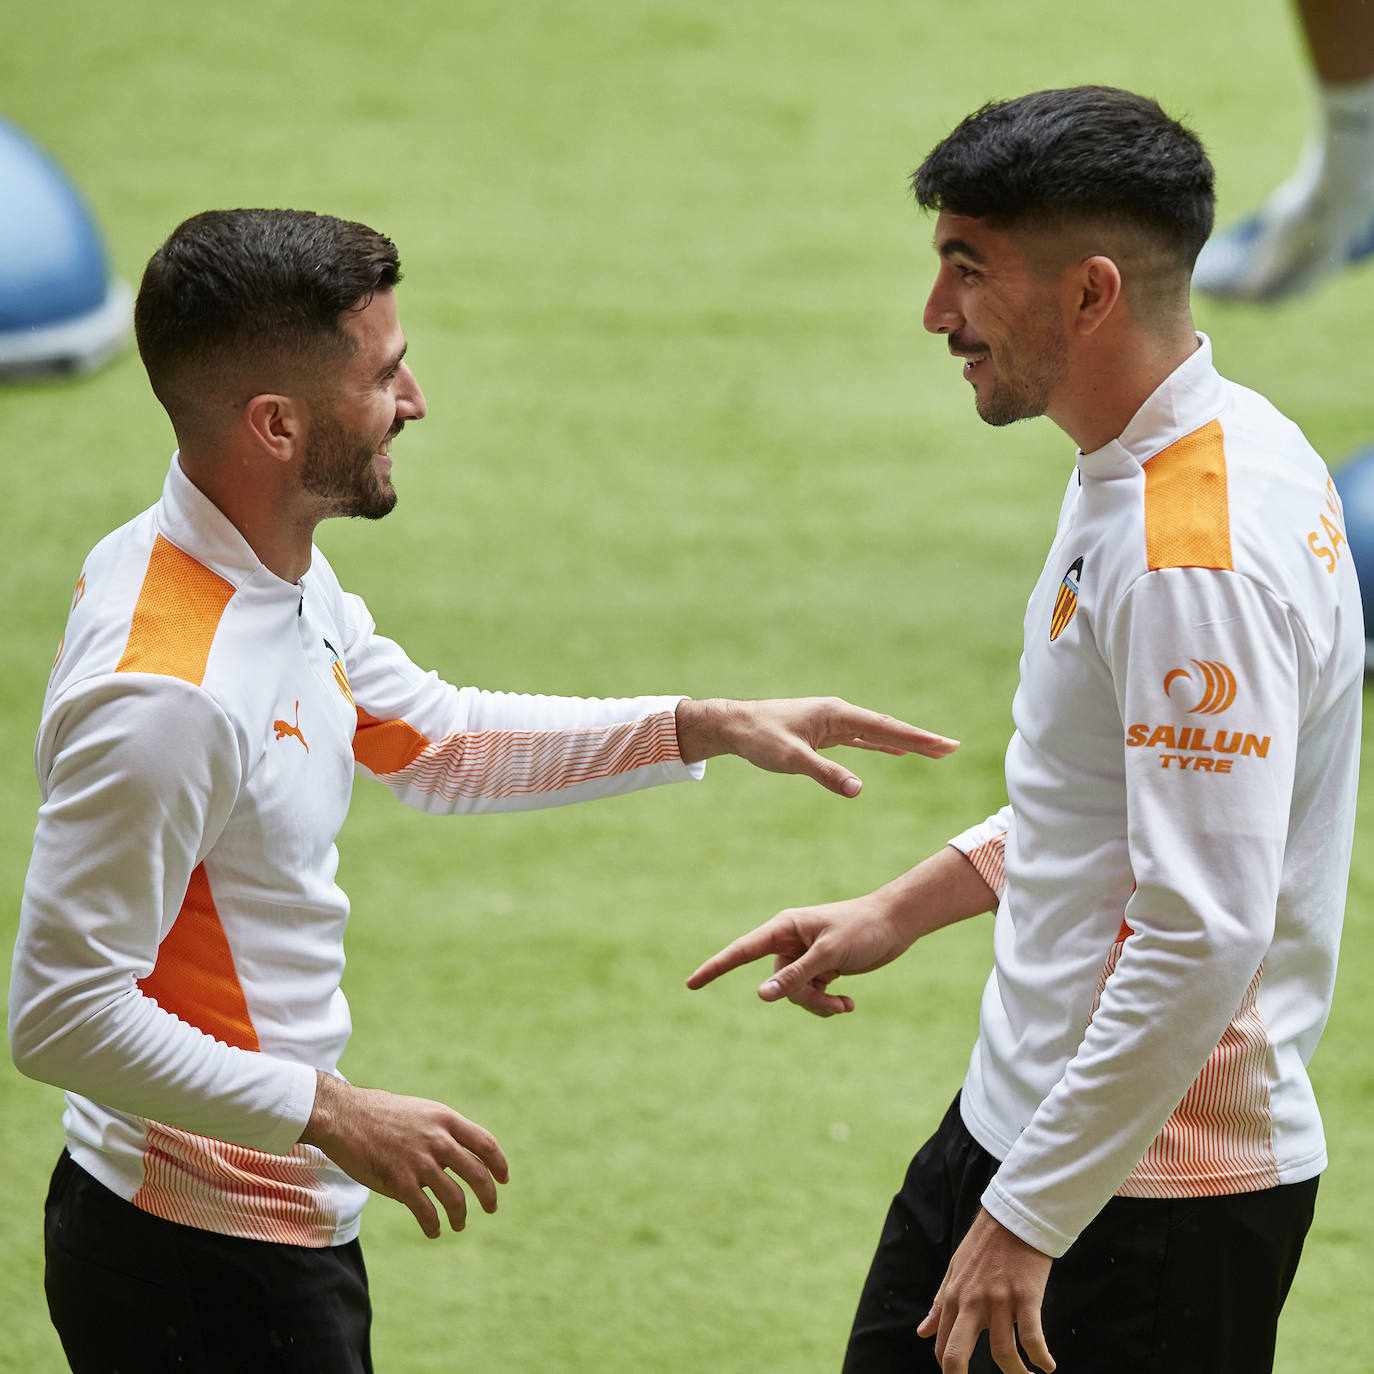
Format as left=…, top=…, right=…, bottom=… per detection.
left=1015, top=509, right=1123, bottom=765
left=226, top=608, right=359, bottom=870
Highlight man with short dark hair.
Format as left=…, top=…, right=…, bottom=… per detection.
left=10, top=207, right=957, bottom=1374
left=690, top=87, right=1362, bottom=1374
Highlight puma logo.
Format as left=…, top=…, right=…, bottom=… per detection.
left=273, top=701, right=309, bottom=752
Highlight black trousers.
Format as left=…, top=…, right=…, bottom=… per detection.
left=44, top=1151, right=374, bottom=1374
left=844, top=1096, right=1318, bottom=1374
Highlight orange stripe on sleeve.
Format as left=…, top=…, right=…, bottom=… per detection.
left=137, top=864, right=259, bottom=1052
left=965, top=833, right=1007, bottom=898
left=1143, top=419, right=1233, bottom=572
left=116, top=535, right=236, bottom=685
left=353, top=708, right=432, bottom=774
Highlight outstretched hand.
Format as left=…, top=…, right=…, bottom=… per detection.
left=300, top=1072, right=509, bottom=1239
left=686, top=894, right=916, bottom=1016
left=675, top=697, right=958, bottom=798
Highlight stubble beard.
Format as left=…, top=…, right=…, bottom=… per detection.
left=300, top=412, right=399, bottom=521
left=971, top=310, right=1069, bottom=429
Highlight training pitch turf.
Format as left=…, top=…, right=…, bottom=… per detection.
left=2, top=2, right=1373, bottom=1368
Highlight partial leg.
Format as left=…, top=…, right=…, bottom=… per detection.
left=44, top=1151, right=374, bottom=1374
left=1194, top=0, right=1374, bottom=301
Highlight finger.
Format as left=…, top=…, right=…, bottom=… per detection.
left=786, top=981, right=855, bottom=1017
left=773, top=957, right=854, bottom=1015
left=937, top=1308, right=982, bottom=1374
left=790, top=748, right=863, bottom=798
left=988, top=1308, right=1033, bottom=1374
left=829, top=737, right=917, bottom=756
left=450, top=1117, right=510, bottom=1188
left=404, top=1187, right=442, bottom=1240
left=425, top=1168, right=471, bottom=1233
left=917, top=1300, right=940, bottom=1340
left=826, top=709, right=961, bottom=758
left=686, top=924, right=787, bottom=989
left=934, top=1293, right=959, bottom=1369
left=1015, top=1311, right=1055, bottom=1373
left=758, top=947, right=842, bottom=1003
left=439, top=1142, right=500, bottom=1215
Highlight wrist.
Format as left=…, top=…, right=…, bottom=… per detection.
left=873, top=846, right=995, bottom=946
left=299, top=1069, right=343, bottom=1150
left=675, top=698, right=741, bottom=764
left=866, top=881, right=926, bottom=953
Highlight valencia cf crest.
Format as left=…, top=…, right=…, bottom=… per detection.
left=1049, top=556, right=1083, bottom=641
left=323, top=637, right=355, bottom=706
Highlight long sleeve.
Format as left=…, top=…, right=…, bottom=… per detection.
left=336, top=593, right=704, bottom=813
left=981, top=566, right=1306, bottom=1256
left=948, top=805, right=1014, bottom=901
left=9, top=676, right=317, bottom=1154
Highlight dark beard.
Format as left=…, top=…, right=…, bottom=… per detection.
left=300, top=413, right=398, bottom=520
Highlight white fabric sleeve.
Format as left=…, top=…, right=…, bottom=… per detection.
left=337, top=593, right=704, bottom=814
left=948, top=805, right=1014, bottom=899
left=9, top=677, right=317, bottom=1154
left=981, top=568, right=1305, bottom=1256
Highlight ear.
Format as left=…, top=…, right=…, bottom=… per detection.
left=1068, top=255, right=1123, bottom=337
left=243, top=393, right=309, bottom=464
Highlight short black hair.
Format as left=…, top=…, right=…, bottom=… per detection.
left=913, top=87, right=1215, bottom=267
left=134, top=208, right=402, bottom=429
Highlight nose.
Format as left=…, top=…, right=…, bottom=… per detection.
left=923, top=274, right=963, bottom=336
left=397, top=362, right=427, bottom=421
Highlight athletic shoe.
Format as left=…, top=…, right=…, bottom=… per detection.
left=1193, top=183, right=1374, bottom=302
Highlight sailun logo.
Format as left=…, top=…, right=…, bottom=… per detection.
left=1126, top=660, right=1270, bottom=773
left=1162, top=660, right=1237, bottom=714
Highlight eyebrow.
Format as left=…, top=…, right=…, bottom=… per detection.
left=936, top=236, right=987, bottom=264
left=377, top=342, right=408, bottom=381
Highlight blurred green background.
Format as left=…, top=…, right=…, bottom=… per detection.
left=3, top=1, right=1372, bottom=1369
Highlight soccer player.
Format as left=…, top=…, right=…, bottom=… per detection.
left=689, top=88, right=1363, bottom=1374
left=8, top=208, right=958, bottom=1374
left=1194, top=0, right=1374, bottom=300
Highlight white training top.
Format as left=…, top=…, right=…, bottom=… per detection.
left=948, top=337, right=1363, bottom=1259
left=10, top=457, right=701, bottom=1246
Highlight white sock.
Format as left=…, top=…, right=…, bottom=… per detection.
left=1314, top=76, right=1374, bottom=205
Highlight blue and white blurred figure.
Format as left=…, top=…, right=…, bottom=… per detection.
left=1333, top=445, right=1374, bottom=670
left=0, top=116, right=131, bottom=377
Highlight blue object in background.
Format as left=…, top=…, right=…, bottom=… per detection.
left=0, top=115, right=131, bottom=377
left=1333, top=444, right=1374, bottom=672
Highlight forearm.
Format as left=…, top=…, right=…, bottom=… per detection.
left=10, top=967, right=315, bottom=1153
left=869, top=844, right=1000, bottom=947
left=359, top=692, right=698, bottom=814
left=984, top=900, right=1270, bottom=1256
left=12, top=681, right=313, bottom=1151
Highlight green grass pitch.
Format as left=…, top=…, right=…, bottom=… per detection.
left=3, top=2, right=1373, bottom=1368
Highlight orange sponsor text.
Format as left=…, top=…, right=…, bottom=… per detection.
left=1126, top=723, right=1270, bottom=773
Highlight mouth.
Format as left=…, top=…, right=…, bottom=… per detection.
left=376, top=422, right=404, bottom=460
left=950, top=347, right=991, bottom=381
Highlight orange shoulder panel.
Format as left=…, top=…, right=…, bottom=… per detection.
left=137, top=864, right=259, bottom=1051
left=1143, top=419, right=1233, bottom=571
left=117, top=535, right=236, bottom=685
left=353, top=707, right=432, bottom=775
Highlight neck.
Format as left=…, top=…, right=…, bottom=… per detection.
left=178, top=449, right=317, bottom=583
left=1051, top=324, right=1200, bottom=454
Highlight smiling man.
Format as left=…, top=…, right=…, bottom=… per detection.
left=9, top=208, right=958, bottom=1374
left=688, top=88, right=1363, bottom=1374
